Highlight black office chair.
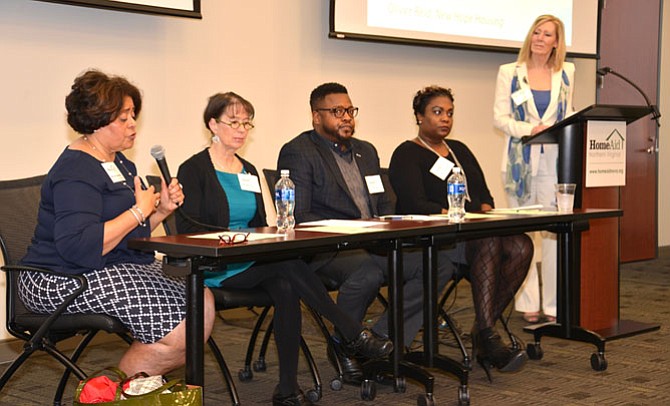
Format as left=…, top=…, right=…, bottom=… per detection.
left=0, top=175, right=133, bottom=406
left=162, top=213, right=323, bottom=403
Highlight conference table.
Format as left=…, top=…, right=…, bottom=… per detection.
left=128, top=208, right=621, bottom=405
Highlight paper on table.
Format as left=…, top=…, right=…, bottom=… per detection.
left=297, top=225, right=385, bottom=234
left=186, top=231, right=285, bottom=241
left=298, top=219, right=383, bottom=228
left=488, top=204, right=543, bottom=213
left=429, top=213, right=506, bottom=219
left=377, top=214, right=436, bottom=221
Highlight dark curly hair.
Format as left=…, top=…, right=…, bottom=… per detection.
left=65, top=70, right=142, bottom=135
left=309, top=82, right=348, bottom=110
left=412, top=86, right=454, bottom=124
left=203, top=92, right=255, bottom=133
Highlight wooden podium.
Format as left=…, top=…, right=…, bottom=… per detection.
left=522, top=104, right=659, bottom=364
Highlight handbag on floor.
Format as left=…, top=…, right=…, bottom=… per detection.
left=74, top=367, right=202, bottom=405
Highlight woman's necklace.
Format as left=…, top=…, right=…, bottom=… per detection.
left=84, top=136, right=136, bottom=192
left=83, top=135, right=114, bottom=162
left=209, top=147, right=241, bottom=173
left=416, top=135, right=449, bottom=158
left=415, top=135, right=471, bottom=202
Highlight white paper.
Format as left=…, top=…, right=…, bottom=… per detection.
left=186, top=232, right=284, bottom=241
left=298, top=219, right=383, bottom=228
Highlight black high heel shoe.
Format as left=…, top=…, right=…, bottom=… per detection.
left=472, top=327, right=528, bottom=382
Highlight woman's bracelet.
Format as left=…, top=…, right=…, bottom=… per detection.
left=132, top=205, right=147, bottom=223
left=128, top=206, right=146, bottom=227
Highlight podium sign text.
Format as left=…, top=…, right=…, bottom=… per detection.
left=585, top=120, right=627, bottom=187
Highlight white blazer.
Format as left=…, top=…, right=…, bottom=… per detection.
left=493, top=61, right=575, bottom=175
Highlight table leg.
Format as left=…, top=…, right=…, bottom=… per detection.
left=185, top=262, right=204, bottom=386
left=404, top=240, right=469, bottom=402
left=366, top=239, right=436, bottom=398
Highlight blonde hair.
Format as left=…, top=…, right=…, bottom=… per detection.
left=517, top=15, right=566, bottom=71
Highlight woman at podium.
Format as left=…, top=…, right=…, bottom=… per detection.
left=493, top=15, right=575, bottom=324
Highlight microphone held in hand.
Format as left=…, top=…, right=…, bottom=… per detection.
left=149, top=145, right=228, bottom=232
left=150, top=145, right=173, bottom=183
left=596, top=66, right=661, bottom=127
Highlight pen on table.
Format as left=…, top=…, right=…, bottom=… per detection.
left=378, top=215, right=415, bottom=220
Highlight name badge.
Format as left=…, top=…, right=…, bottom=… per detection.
left=511, top=87, right=532, bottom=106
left=101, top=162, right=126, bottom=183
left=365, top=174, right=385, bottom=194
left=238, top=173, right=261, bottom=193
left=429, top=157, right=454, bottom=181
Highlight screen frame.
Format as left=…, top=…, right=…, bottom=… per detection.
left=34, top=0, right=202, bottom=19
left=329, top=0, right=601, bottom=59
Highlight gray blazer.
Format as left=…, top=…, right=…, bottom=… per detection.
left=277, top=130, right=394, bottom=223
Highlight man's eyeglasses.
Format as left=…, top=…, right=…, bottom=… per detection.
left=218, top=232, right=250, bottom=245
left=215, top=119, right=255, bottom=130
left=314, top=107, right=359, bottom=118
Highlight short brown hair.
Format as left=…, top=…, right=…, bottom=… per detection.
left=203, top=92, right=255, bottom=133
left=65, top=70, right=142, bottom=134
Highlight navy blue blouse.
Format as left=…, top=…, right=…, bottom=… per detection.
left=21, top=148, right=153, bottom=275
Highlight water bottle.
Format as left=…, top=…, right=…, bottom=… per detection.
left=274, top=169, right=295, bottom=232
left=447, top=167, right=466, bottom=223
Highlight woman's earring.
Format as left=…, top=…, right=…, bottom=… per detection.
left=212, top=135, right=220, bottom=143
left=418, top=120, right=423, bottom=124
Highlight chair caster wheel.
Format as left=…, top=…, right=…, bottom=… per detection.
left=329, top=377, right=343, bottom=391
left=394, top=376, right=407, bottom=393
left=591, top=352, right=608, bottom=371
left=305, top=388, right=321, bottom=402
left=360, top=379, right=376, bottom=401
left=458, top=385, right=470, bottom=406
left=238, top=367, right=253, bottom=381
left=252, top=359, right=266, bottom=372
left=417, top=393, right=435, bottom=406
left=526, top=343, right=543, bottom=360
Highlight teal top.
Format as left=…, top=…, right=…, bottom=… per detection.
left=203, top=170, right=257, bottom=287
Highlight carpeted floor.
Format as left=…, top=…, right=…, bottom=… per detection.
left=1, top=249, right=669, bottom=405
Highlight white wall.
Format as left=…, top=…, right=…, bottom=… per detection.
left=0, top=0, right=666, bottom=342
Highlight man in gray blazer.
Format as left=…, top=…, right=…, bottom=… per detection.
left=277, top=82, right=455, bottom=384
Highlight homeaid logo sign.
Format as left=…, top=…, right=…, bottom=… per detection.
left=585, top=121, right=626, bottom=187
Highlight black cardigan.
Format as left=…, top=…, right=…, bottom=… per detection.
left=176, top=148, right=267, bottom=233
left=388, top=139, right=494, bottom=214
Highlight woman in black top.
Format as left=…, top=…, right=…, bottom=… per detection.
left=389, top=86, right=533, bottom=379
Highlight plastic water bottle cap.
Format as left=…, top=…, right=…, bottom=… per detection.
left=280, top=169, right=290, bottom=176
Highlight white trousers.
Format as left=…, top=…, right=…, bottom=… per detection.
left=504, top=147, right=558, bottom=316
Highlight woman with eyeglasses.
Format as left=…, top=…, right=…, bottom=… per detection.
left=176, top=92, right=392, bottom=406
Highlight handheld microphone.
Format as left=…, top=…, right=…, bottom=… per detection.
left=149, top=145, right=228, bottom=232
left=150, top=145, right=173, bottom=183
left=597, top=66, right=661, bottom=127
